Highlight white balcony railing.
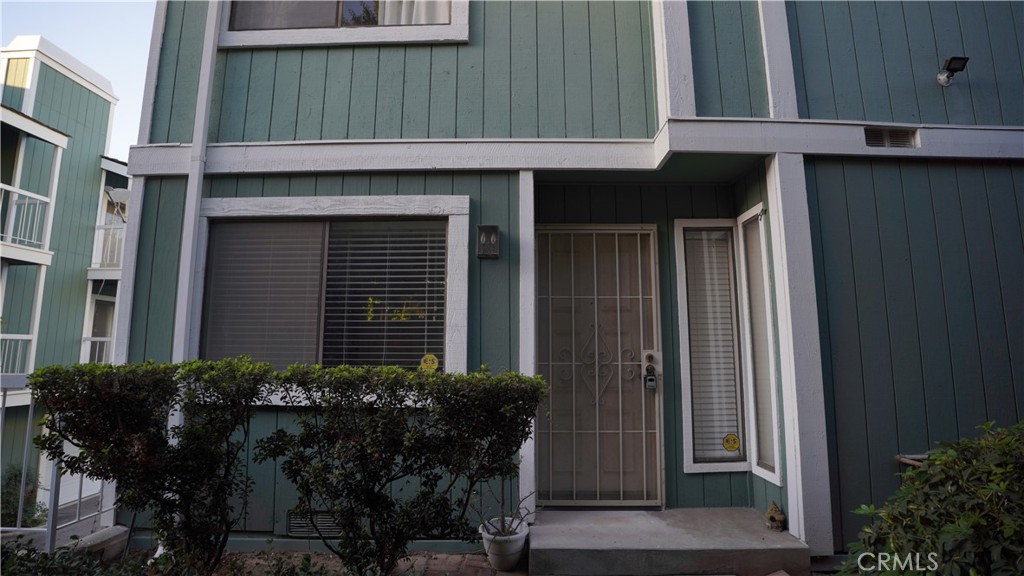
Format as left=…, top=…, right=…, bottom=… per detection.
left=92, top=224, right=125, bottom=268
left=1, top=183, right=50, bottom=250
left=81, top=337, right=113, bottom=364
left=1, top=334, right=32, bottom=374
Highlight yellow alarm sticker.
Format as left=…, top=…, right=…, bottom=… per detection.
left=419, top=354, right=439, bottom=373
left=723, top=433, right=740, bottom=452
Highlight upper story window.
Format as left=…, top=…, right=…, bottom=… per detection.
left=221, top=0, right=467, bottom=48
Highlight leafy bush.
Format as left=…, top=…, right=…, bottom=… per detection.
left=839, top=421, right=1024, bottom=575
left=256, top=365, right=546, bottom=575
left=1, top=465, right=48, bottom=527
left=0, top=536, right=153, bottom=576
left=31, top=357, right=274, bottom=574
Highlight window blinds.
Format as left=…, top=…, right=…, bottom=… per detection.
left=202, top=221, right=325, bottom=370
left=683, top=229, right=744, bottom=462
left=322, top=221, right=447, bottom=370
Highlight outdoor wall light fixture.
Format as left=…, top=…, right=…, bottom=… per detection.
left=937, top=56, right=969, bottom=87
left=477, top=225, right=500, bottom=259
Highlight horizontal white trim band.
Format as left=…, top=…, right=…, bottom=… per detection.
left=129, top=119, right=1024, bottom=177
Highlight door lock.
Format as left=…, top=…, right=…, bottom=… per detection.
left=642, top=350, right=661, bottom=390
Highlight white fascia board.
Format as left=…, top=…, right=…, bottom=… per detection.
left=128, top=122, right=1024, bottom=177
left=667, top=120, right=1024, bottom=158
left=1, top=107, right=69, bottom=148
left=0, top=243, right=53, bottom=266
left=2, top=36, right=117, bottom=103
left=100, top=157, right=129, bottom=177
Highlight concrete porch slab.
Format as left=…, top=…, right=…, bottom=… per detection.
left=529, top=508, right=809, bottom=576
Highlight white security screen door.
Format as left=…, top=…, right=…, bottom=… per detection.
left=536, top=226, right=662, bottom=505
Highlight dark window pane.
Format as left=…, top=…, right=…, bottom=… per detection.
left=341, top=0, right=378, bottom=26
left=230, top=1, right=339, bottom=31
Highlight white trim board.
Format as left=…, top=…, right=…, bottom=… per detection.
left=195, top=195, right=470, bottom=374
left=2, top=36, right=117, bottom=103
left=757, top=0, right=799, bottom=120
left=128, top=121, right=1024, bottom=177
left=652, top=0, right=696, bottom=121
left=0, top=107, right=69, bottom=148
left=219, top=0, right=469, bottom=48
left=517, top=170, right=537, bottom=520
left=765, top=153, right=832, bottom=556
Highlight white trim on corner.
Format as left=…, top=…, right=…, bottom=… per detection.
left=172, top=0, right=223, bottom=362
left=765, top=153, right=832, bottom=555
left=735, top=203, right=782, bottom=488
left=652, top=0, right=696, bottom=120
left=218, top=0, right=469, bottom=48
left=112, top=176, right=145, bottom=364
left=137, top=1, right=169, bottom=147
left=195, top=195, right=471, bottom=375
left=517, top=170, right=537, bottom=520
left=674, top=218, right=751, bottom=475
left=22, top=57, right=38, bottom=116
left=757, top=0, right=799, bottom=120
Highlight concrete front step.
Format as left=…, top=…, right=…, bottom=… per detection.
left=528, top=508, right=809, bottom=576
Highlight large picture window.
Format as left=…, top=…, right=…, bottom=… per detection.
left=201, top=219, right=447, bottom=371
left=675, top=204, right=781, bottom=484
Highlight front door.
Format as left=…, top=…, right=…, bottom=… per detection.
left=536, top=226, right=662, bottom=505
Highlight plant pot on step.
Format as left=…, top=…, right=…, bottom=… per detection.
left=480, top=516, right=528, bottom=571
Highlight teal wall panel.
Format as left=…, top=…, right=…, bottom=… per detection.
left=209, top=0, right=657, bottom=142
left=2, top=266, right=38, bottom=335
left=127, top=178, right=186, bottom=364
left=789, top=1, right=1024, bottom=125
left=27, top=63, right=111, bottom=368
left=689, top=1, right=769, bottom=118
left=536, top=180, right=765, bottom=510
left=149, top=0, right=207, bottom=144
left=807, top=158, right=1024, bottom=552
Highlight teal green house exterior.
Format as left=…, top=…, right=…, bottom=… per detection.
left=2, top=36, right=129, bottom=536
left=122, top=0, right=1023, bottom=564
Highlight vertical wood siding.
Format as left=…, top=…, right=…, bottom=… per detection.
left=26, top=63, right=111, bottom=368
left=207, top=0, right=657, bottom=143
left=788, top=1, right=1024, bottom=125
left=536, top=181, right=759, bottom=509
left=148, top=0, right=208, bottom=144
left=688, top=1, right=769, bottom=118
left=2, top=58, right=30, bottom=111
left=807, top=158, right=1024, bottom=551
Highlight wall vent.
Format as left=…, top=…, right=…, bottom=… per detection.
left=287, top=511, right=343, bottom=537
left=865, top=127, right=918, bottom=148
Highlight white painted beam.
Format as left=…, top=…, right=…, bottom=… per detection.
left=517, top=170, right=537, bottom=519
left=765, top=153, right=832, bottom=556
left=129, top=122, right=1024, bottom=178
left=0, top=107, right=68, bottom=148
left=651, top=0, right=696, bottom=120
left=758, top=0, right=800, bottom=120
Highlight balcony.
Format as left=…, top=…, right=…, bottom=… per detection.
left=81, top=337, right=112, bottom=364
left=1, top=183, right=52, bottom=266
left=91, top=224, right=124, bottom=269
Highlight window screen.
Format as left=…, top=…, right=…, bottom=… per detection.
left=742, top=217, right=775, bottom=472
left=323, top=221, right=447, bottom=370
left=230, top=1, right=340, bottom=31
left=202, top=221, right=325, bottom=370
left=683, top=229, right=744, bottom=462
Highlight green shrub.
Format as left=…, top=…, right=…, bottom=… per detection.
left=0, top=536, right=153, bottom=576
left=1, top=465, right=48, bottom=527
left=30, top=357, right=274, bottom=574
left=256, top=365, right=546, bottom=575
left=839, top=421, right=1024, bottom=575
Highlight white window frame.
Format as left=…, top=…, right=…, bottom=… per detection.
left=192, top=195, right=469, bottom=381
left=675, top=218, right=748, bottom=474
left=219, top=0, right=470, bottom=48
left=735, top=203, right=782, bottom=486
left=674, top=206, right=782, bottom=485
left=80, top=290, right=117, bottom=364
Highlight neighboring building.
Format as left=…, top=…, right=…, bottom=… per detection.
left=1, top=35, right=127, bottom=544
left=123, top=0, right=1022, bottom=568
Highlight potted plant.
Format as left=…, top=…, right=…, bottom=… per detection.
left=478, top=477, right=532, bottom=571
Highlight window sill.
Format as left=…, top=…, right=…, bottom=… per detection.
left=683, top=460, right=750, bottom=474
left=219, top=0, right=469, bottom=48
